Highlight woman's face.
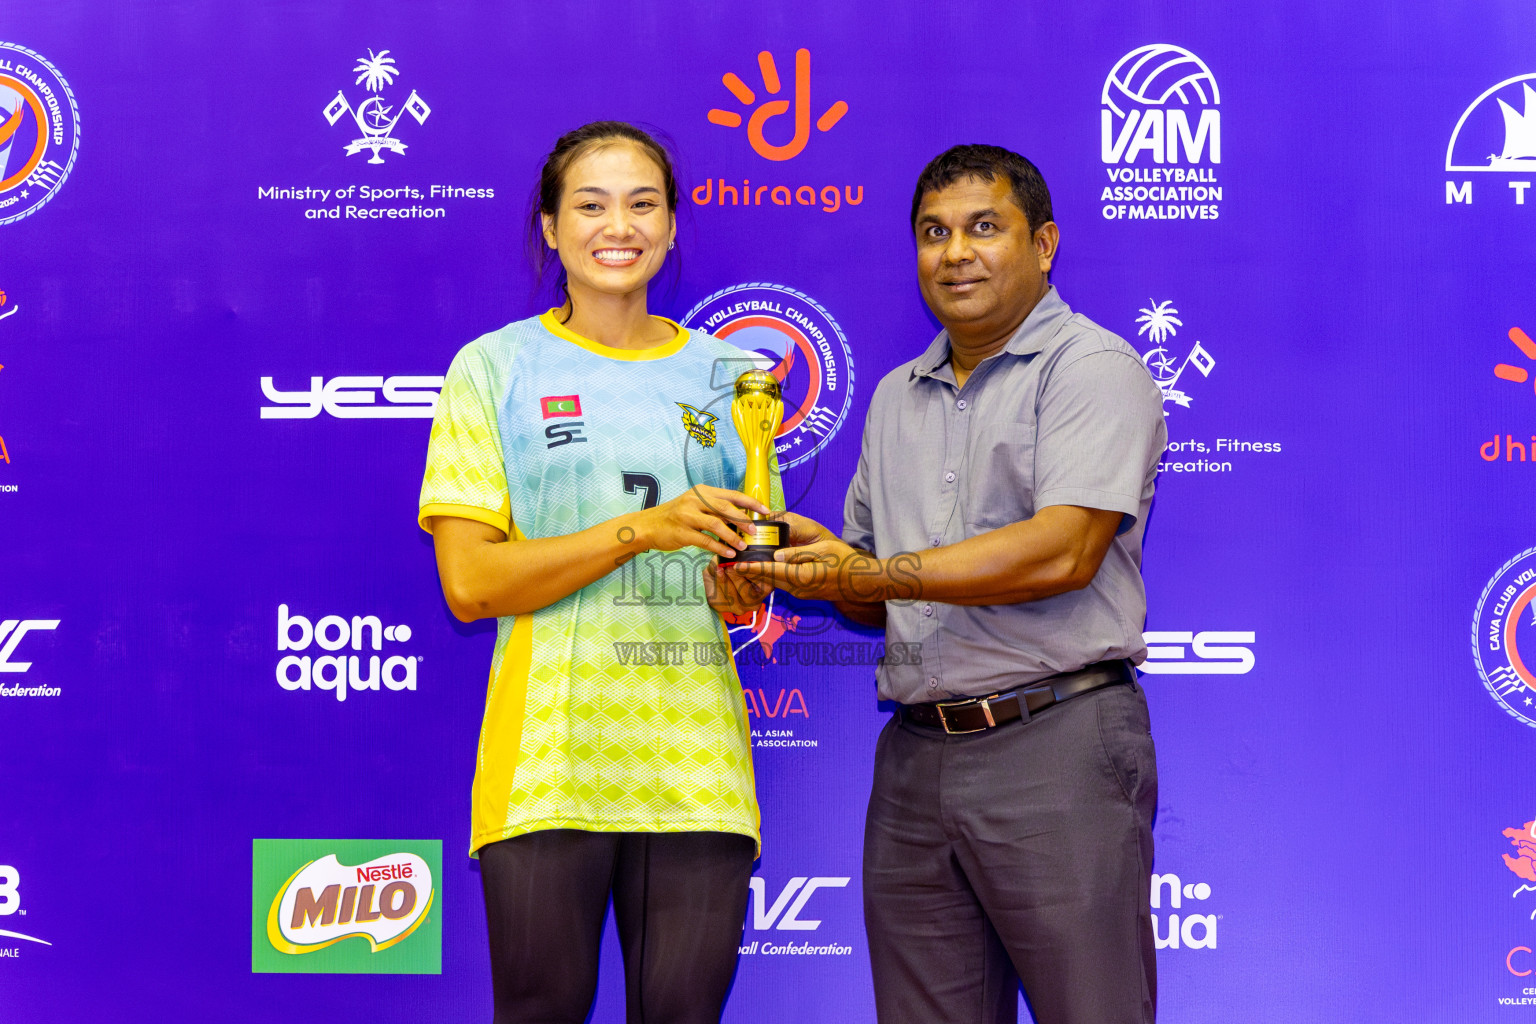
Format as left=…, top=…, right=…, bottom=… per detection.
left=542, top=141, right=675, bottom=303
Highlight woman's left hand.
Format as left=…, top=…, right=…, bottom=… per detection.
left=702, top=563, right=773, bottom=617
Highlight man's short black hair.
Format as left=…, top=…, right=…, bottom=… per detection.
left=910, top=144, right=1054, bottom=234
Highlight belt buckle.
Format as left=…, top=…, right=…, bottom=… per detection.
left=934, top=694, right=998, bottom=735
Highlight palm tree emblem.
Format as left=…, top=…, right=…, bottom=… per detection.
left=353, top=50, right=398, bottom=93
left=1132, top=299, right=1214, bottom=412
left=322, top=50, right=432, bottom=164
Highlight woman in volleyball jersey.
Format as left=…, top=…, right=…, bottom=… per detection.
left=418, top=122, right=775, bottom=1023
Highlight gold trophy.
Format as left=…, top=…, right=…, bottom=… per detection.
left=726, top=369, right=789, bottom=564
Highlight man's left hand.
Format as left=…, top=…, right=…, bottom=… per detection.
left=733, top=536, right=886, bottom=603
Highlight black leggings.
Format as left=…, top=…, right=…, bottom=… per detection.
left=479, top=829, right=757, bottom=1024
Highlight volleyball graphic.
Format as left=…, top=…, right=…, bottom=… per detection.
left=1102, top=44, right=1220, bottom=116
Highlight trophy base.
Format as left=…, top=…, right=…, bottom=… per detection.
left=722, top=520, right=788, bottom=566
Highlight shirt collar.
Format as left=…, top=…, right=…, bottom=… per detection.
left=911, top=286, right=1073, bottom=380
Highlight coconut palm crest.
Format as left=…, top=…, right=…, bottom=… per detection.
left=1135, top=300, right=1183, bottom=346
left=353, top=50, right=399, bottom=93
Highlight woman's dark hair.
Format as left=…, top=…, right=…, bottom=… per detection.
left=527, top=121, right=680, bottom=321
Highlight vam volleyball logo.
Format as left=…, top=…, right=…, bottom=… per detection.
left=1473, top=548, right=1536, bottom=728
left=0, top=43, right=80, bottom=226
left=1100, top=44, right=1222, bottom=222
left=682, top=284, right=854, bottom=471
left=1446, top=74, right=1536, bottom=206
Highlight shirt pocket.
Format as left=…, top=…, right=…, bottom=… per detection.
left=962, top=420, right=1036, bottom=532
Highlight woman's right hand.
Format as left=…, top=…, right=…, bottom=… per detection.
left=631, top=485, right=772, bottom=559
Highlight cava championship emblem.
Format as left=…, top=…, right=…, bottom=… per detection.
left=0, top=43, right=80, bottom=226
left=1473, top=548, right=1536, bottom=729
left=323, top=49, right=431, bottom=164
left=681, top=283, right=854, bottom=471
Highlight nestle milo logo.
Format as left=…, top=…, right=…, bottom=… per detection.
left=251, top=839, right=441, bottom=974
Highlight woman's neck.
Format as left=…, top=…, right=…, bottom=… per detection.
left=559, top=285, right=672, bottom=350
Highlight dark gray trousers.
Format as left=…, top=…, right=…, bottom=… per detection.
left=863, top=681, right=1158, bottom=1024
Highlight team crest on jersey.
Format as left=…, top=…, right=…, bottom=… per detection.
left=677, top=403, right=718, bottom=448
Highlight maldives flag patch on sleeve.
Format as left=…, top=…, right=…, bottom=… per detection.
left=540, top=395, right=582, bottom=418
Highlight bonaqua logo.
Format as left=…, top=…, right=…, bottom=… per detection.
left=276, top=605, right=419, bottom=701
left=0, top=42, right=80, bottom=226
left=696, top=49, right=862, bottom=213
left=1151, top=872, right=1218, bottom=950
left=1100, top=44, right=1223, bottom=221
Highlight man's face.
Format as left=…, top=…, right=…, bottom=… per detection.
left=913, top=175, right=1058, bottom=341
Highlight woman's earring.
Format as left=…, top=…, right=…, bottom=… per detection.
left=668, top=240, right=675, bottom=250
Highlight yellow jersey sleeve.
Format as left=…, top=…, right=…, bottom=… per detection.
left=419, top=342, right=512, bottom=536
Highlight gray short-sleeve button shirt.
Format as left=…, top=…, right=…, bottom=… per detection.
left=842, top=287, right=1166, bottom=704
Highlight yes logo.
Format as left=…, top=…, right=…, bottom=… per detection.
left=1141, top=631, right=1255, bottom=674
left=252, top=839, right=441, bottom=974
left=707, top=49, right=848, bottom=161
left=260, top=376, right=442, bottom=419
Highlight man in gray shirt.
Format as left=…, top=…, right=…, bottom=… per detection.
left=739, top=145, right=1166, bottom=1023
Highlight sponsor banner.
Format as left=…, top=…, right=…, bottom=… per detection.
left=251, top=839, right=441, bottom=974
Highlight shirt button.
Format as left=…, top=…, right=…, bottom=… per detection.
left=928, top=677, right=939, bottom=689
left=922, top=604, right=934, bottom=617
left=930, top=536, right=941, bottom=547
left=956, top=399, right=968, bottom=411
left=944, top=470, right=956, bottom=483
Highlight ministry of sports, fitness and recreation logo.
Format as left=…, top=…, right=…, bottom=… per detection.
left=1100, top=44, right=1222, bottom=222
left=323, top=49, right=431, bottom=164
left=1133, top=299, right=1215, bottom=413
left=681, top=283, right=853, bottom=471
left=0, top=43, right=80, bottom=226
left=252, top=839, right=441, bottom=974
left=1473, top=548, right=1536, bottom=728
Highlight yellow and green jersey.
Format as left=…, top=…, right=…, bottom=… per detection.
left=419, top=311, right=778, bottom=856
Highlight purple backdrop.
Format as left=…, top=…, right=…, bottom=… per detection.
left=5, top=1, right=1536, bottom=1020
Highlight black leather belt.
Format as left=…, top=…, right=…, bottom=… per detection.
left=899, top=661, right=1134, bottom=735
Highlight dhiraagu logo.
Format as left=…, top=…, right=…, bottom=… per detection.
left=252, top=839, right=441, bottom=974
